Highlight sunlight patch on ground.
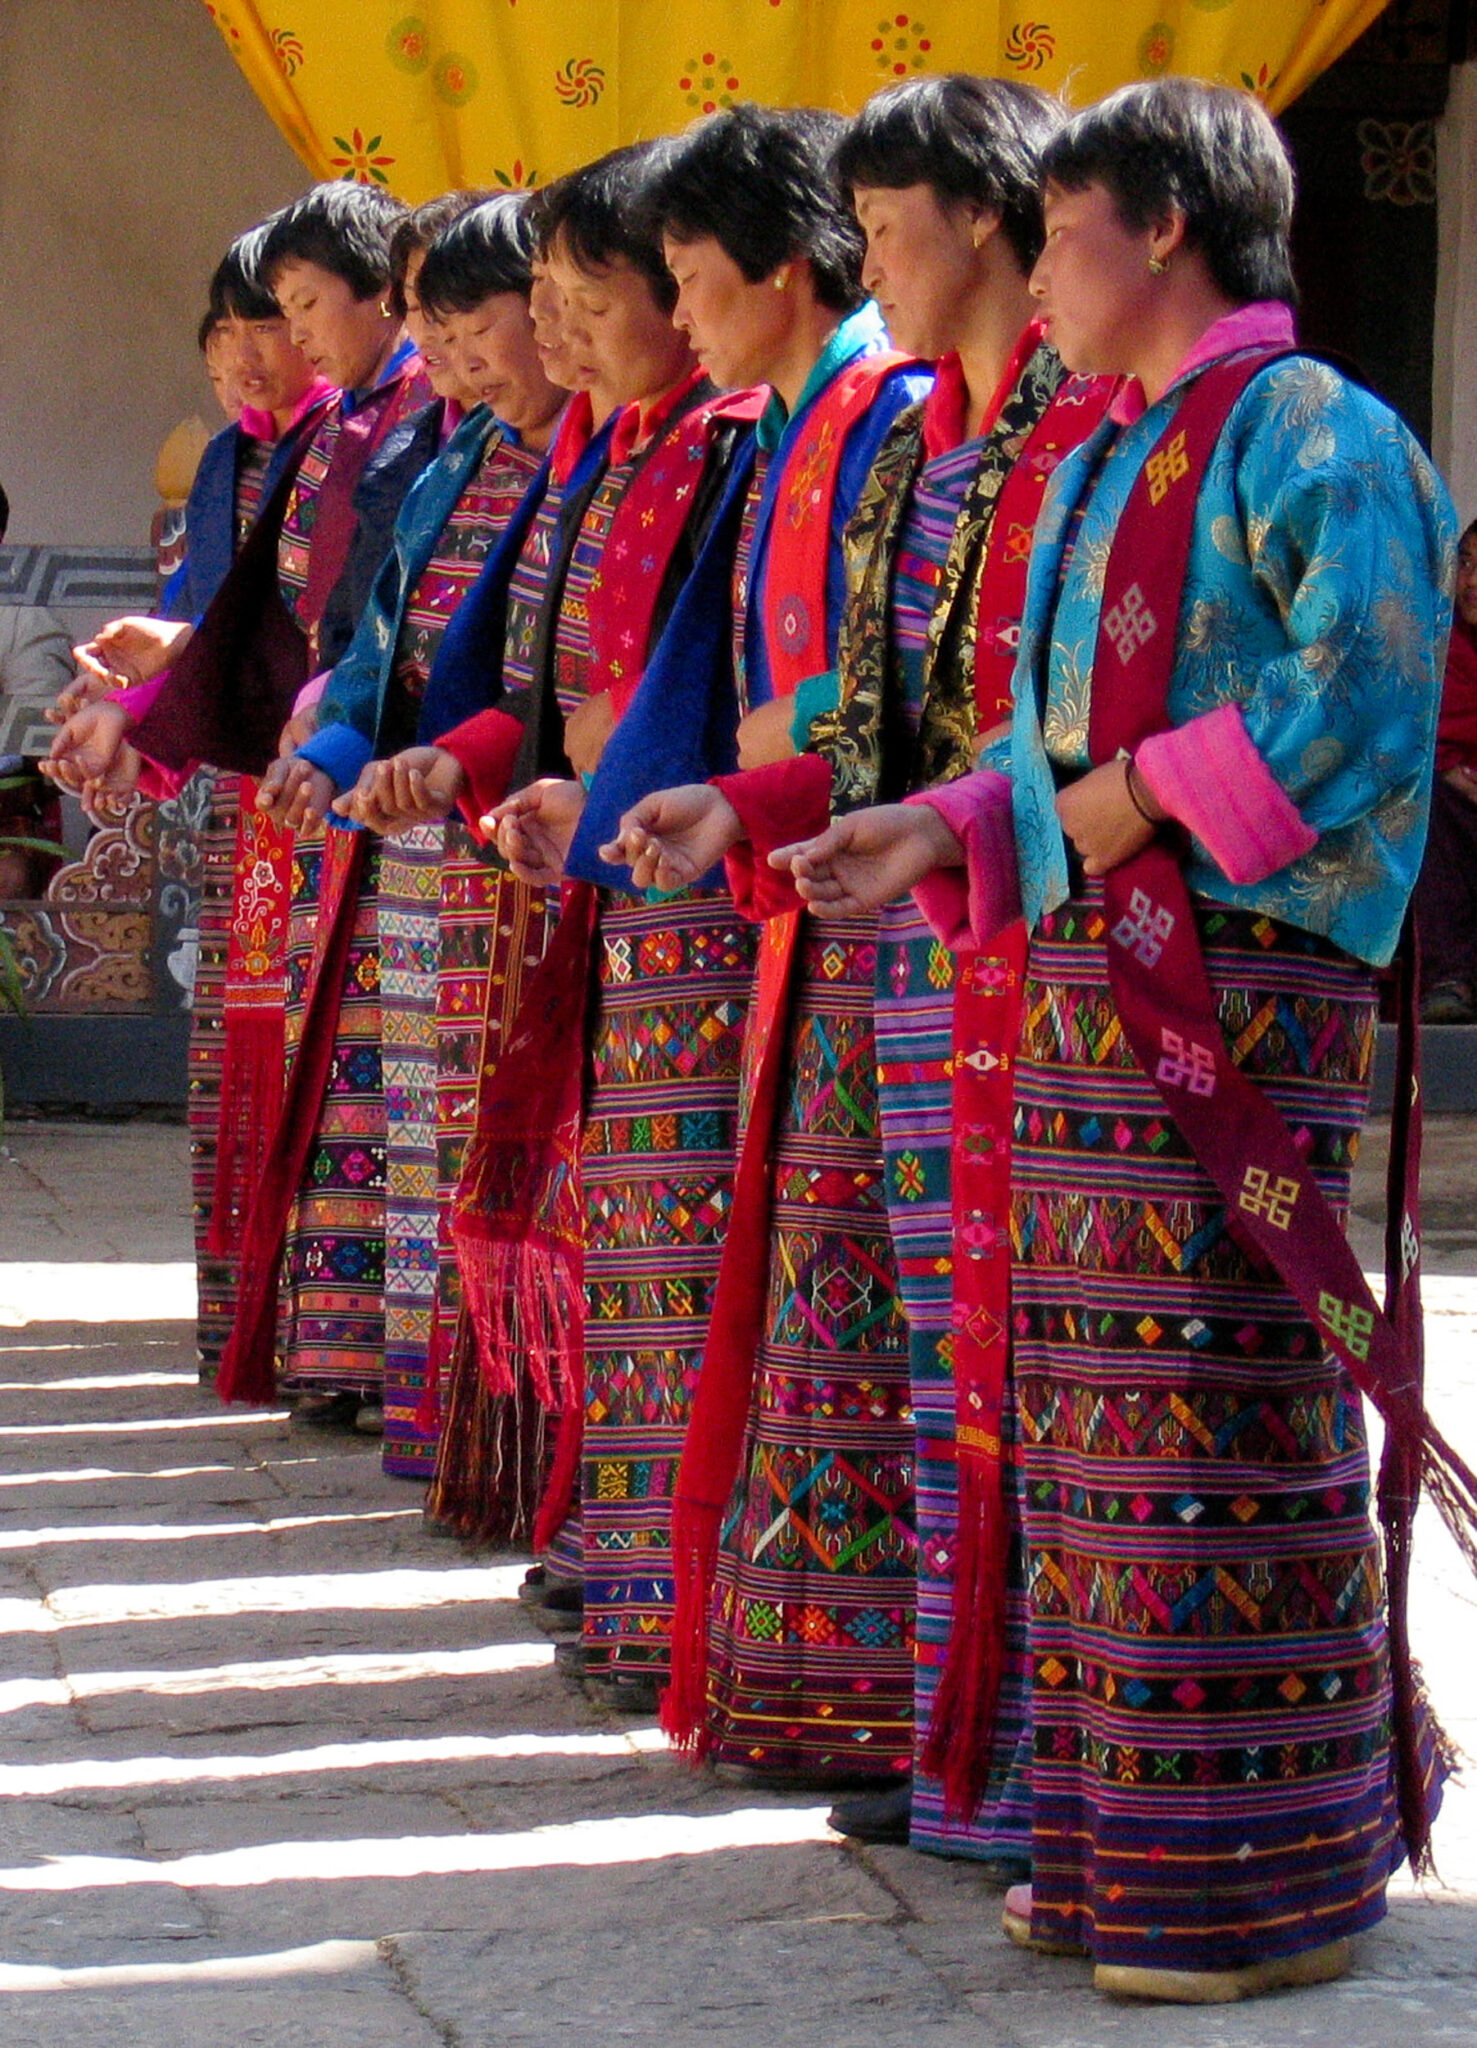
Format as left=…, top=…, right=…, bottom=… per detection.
left=0, top=1807, right=837, bottom=1891
left=0, top=1564, right=527, bottom=1636
left=0, top=1725, right=668, bottom=1797
left=0, top=1264, right=196, bottom=1327
left=0, top=1507, right=421, bottom=1552
left=0, top=1641, right=558, bottom=1716
left=0, top=1414, right=287, bottom=1440
left=0, top=1939, right=379, bottom=1992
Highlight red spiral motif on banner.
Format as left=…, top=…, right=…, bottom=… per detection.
left=555, top=57, right=607, bottom=107
left=1004, top=21, right=1055, bottom=72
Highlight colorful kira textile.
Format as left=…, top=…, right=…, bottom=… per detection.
left=188, top=774, right=243, bottom=1374
left=368, top=426, right=547, bottom=1477
left=703, top=908, right=914, bottom=1776
left=1011, top=889, right=1432, bottom=1970
left=581, top=892, right=756, bottom=1680
left=379, top=821, right=444, bottom=1475
left=864, top=411, right=1035, bottom=1855
left=422, top=831, right=554, bottom=1541
left=277, top=829, right=388, bottom=1402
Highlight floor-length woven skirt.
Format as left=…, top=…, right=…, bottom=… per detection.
left=704, top=910, right=915, bottom=1779
left=424, top=828, right=553, bottom=1541
left=278, top=828, right=387, bottom=1401
left=580, top=889, right=755, bottom=1680
left=873, top=896, right=1032, bottom=1856
left=379, top=822, right=444, bottom=1475
left=188, top=773, right=236, bottom=1375
left=1012, top=890, right=1410, bottom=1970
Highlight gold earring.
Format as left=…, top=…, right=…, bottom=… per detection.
left=379, top=298, right=392, bottom=317
left=773, top=267, right=790, bottom=292
left=1147, top=255, right=1167, bottom=277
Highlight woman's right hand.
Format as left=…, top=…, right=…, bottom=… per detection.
left=599, top=783, right=744, bottom=893
left=72, top=616, right=193, bottom=692
left=256, top=755, right=335, bottom=831
left=771, top=803, right=965, bottom=916
left=41, top=699, right=134, bottom=795
left=332, top=746, right=467, bottom=835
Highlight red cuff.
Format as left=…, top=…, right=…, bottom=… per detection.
left=714, top=755, right=832, bottom=921
left=437, top=707, right=525, bottom=842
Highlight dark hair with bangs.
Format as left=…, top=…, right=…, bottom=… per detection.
left=646, top=104, right=866, bottom=313
left=197, top=308, right=226, bottom=353
left=207, top=220, right=283, bottom=325
left=387, top=191, right=491, bottom=316
left=836, top=74, right=1061, bottom=273
left=530, top=143, right=679, bottom=313
left=416, top=193, right=537, bottom=317
left=261, top=180, right=408, bottom=300
left=1042, top=79, right=1296, bottom=306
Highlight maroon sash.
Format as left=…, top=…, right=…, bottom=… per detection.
left=1090, top=347, right=1477, bottom=1869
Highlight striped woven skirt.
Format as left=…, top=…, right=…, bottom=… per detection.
left=278, top=828, right=387, bottom=1402
left=873, top=896, right=1032, bottom=1856
left=187, top=772, right=236, bottom=1375
left=580, top=889, right=755, bottom=1680
left=1013, top=890, right=1409, bottom=1969
left=379, top=823, right=445, bottom=1477
left=424, top=829, right=554, bottom=1542
left=704, top=910, right=915, bottom=1779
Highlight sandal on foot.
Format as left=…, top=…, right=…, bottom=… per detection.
left=1001, top=1884, right=1088, bottom=1957
left=1094, top=1936, right=1351, bottom=2005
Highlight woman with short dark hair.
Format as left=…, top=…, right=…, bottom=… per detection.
left=600, top=101, right=933, bottom=1782
left=774, top=77, right=1467, bottom=2002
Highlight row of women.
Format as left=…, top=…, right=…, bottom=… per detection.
left=47, top=71, right=1477, bottom=2006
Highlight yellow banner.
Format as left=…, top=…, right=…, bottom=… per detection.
left=201, top=0, right=1389, bottom=202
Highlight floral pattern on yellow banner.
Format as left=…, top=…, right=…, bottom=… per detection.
left=202, top=0, right=1389, bottom=202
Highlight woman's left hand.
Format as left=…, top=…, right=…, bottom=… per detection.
left=1054, top=758, right=1158, bottom=877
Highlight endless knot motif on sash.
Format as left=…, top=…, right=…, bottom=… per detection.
left=1400, top=1211, right=1420, bottom=1280
left=1110, top=887, right=1175, bottom=966
left=1318, top=1288, right=1375, bottom=1359
left=1103, top=582, right=1157, bottom=664
left=1156, top=1027, right=1217, bottom=1096
left=1240, top=1165, right=1300, bottom=1230
left=1146, top=430, right=1189, bottom=505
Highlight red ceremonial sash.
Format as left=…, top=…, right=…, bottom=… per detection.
left=662, top=350, right=913, bottom=1750
left=448, top=381, right=761, bottom=1518
left=206, top=783, right=293, bottom=1259
left=1088, top=347, right=1477, bottom=1871
left=922, top=368, right=1116, bottom=1818
left=217, top=827, right=370, bottom=1406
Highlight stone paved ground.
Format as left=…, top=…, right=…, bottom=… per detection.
left=0, top=1116, right=1474, bottom=2048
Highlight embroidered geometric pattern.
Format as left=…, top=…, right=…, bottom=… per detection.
left=1011, top=887, right=1410, bottom=1973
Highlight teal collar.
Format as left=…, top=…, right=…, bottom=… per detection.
left=756, top=301, right=887, bottom=453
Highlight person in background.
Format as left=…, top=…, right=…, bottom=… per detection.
left=1415, top=515, right=1477, bottom=1022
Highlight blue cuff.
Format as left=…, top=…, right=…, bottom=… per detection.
left=298, top=722, right=375, bottom=795
left=790, top=668, right=840, bottom=752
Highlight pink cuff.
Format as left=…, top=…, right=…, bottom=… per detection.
left=1135, top=704, right=1317, bottom=886
left=108, top=675, right=167, bottom=721
left=905, top=770, right=1020, bottom=951
left=714, top=755, right=832, bottom=920
left=293, top=671, right=330, bottom=717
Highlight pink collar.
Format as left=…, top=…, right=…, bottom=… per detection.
left=238, top=374, right=336, bottom=444
left=1109, top=301, right=1295, bottom=426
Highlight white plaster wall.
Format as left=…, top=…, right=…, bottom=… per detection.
left=1435, top=62, right=1477, bottom=523
left=0, top=0, right=307, bottom=546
